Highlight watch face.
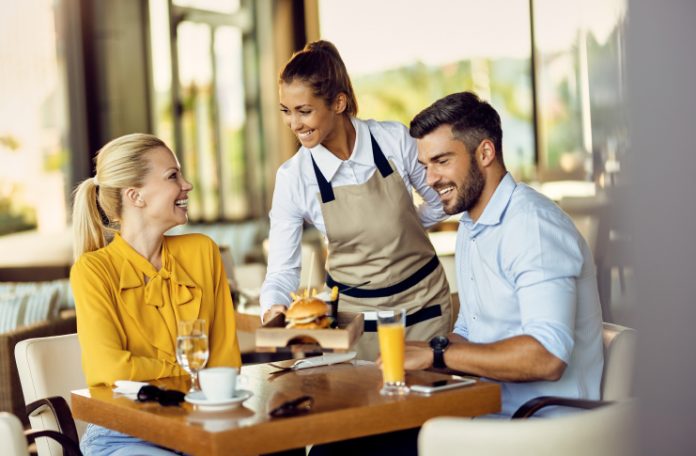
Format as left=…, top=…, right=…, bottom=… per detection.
left=430, top=336, right=449, bottom=350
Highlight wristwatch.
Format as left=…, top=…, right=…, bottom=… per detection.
left=429, top=336, right=450, bottom=369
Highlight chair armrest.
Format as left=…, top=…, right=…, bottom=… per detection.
left=25, top=428, right=82, bottom=456
left=511, top=396, right=612, bottom=419
left=26, top=396, right=79, bottom=444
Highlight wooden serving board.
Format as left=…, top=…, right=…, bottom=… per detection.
left=255, top=312, right=364, bottom=351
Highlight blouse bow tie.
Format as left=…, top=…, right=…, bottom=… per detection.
left=119, top=260, right=196, bottom=308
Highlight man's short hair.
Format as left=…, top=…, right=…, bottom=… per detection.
left=410, top=91, right=504, bottom=164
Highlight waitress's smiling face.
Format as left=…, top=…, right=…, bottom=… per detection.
left=279, top=79, right=343, bottom=149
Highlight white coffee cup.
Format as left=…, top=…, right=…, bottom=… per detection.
left=198, top=367, right=239, bottom=401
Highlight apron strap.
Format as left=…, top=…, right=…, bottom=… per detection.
left=311, top=154, right=335, bottom=203
left=310, top=129, right=393, bottom=204
left=327, top=255, right=440, bottom=298
left=362, top=304, right=443, bottom=332
left=370, top=134, right=394, bottom=178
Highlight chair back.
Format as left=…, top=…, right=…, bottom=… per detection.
left=15, top=333, right=86, bottom=456
left=419, top=400, right=637, bottom=456
left=0, top=412, right=30, bottom=456
left=601, top=322, right=637, bottom=401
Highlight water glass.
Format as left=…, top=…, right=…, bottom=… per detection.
left=176, top=319, right=209, bottom=393
left=377, top=309, right=409, bottom=396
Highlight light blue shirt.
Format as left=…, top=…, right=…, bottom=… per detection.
left=454, top=173, right=604, bottom=416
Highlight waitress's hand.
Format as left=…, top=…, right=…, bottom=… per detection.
left=262, top=304, right=288, bottom=324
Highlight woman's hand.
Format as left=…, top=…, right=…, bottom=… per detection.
left=262, top=304, right=288, bottom=324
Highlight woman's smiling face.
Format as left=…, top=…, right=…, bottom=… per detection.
left=279, top=79, right=343, bottom=149
left=134, top=146, right=193, bottom=231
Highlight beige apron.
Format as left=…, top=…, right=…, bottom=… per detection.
left=312, top=130, right=451, bottom=360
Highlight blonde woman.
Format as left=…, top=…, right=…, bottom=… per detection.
left=71, top=133, right=240, bottom=455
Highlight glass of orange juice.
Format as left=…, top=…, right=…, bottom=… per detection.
left=377, top=309, right=409, bottom=395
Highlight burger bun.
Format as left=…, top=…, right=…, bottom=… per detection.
left=285, top=297, right=328, bottom=320
left=285, top=297, right=330, bottom=329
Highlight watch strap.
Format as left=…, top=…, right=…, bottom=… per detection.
left=432, top=347, right=446, bottom=369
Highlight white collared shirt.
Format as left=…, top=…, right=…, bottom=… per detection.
left=260, top=117, right=446, bottom=311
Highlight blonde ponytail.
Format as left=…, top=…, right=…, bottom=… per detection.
left=72, top=178, right=106, bottom=259
left=71, top=133, right=166, bottom=260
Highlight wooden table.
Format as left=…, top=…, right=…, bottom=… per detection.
left=72, top=363, right=500, bottom=455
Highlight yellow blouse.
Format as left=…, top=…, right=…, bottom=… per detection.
left=71, top=233, right=241, bottom=386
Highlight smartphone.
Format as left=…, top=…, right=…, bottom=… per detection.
left=409, top=376, right=476, bottom=394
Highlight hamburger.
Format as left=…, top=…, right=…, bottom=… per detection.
left=285, top=297, right=331, bottom=329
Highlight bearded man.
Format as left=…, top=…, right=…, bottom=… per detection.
left=406, top=92, right=604, bottom=417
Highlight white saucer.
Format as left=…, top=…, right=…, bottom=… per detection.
left=184, top=389, right=253, bottom=411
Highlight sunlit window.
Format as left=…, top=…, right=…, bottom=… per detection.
left=148, top=0, right=255, bottom=222
left=534, top=0, right=627, bottom=183
left=214, top=26, right=248, bottom=219
left=319, top=0, right=627, bottom=185
left=148, top=0, right=175, bottom=149
left=173, top=0, right=240, bottom=14
left=318, top=0, right=535, bottom=180
left=177, top=21, right=219, bottom=221
left=0, top=0, right=71, bottom=235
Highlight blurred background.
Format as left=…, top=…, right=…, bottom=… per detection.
left=0, top=0, right=630, bottom=319
left=0, top=0, right=627, bottom=232
left=2, top=0, right=695, bottom=452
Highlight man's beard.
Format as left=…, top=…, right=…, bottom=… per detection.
left=445, top=155, right=485, bottom=215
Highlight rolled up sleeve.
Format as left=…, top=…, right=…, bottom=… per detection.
left=505, top=209, right=584, bottom=363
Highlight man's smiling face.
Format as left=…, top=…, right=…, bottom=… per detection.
left=417, top=124, right=485, bottom=215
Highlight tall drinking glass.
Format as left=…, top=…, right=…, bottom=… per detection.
left=176, top=319, right=209, bottom=393
left=377, top=309, right=409, bottom=396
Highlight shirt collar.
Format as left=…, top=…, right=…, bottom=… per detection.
left=109, top=232, right=159, bottom=278
left=460, top=172, right=517, bottom=229
left=109, top=233, right=196, bottom=288
left=309, top=117, right=374, bottom=182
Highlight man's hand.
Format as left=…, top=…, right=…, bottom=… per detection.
left=262, top=304, right=287, bottom=324
left=403, top=341, right=433, bottom=370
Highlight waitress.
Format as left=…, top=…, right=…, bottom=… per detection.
left=260, top=40, right=451, bottom=360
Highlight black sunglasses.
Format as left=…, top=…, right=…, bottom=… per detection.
left=137, top=385, right=185, bottom=406
left=269, top=395, right=314, bottom=418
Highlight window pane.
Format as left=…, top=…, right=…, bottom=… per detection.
left=148, top=0, right=175, bottom=148
left=0, top=0, right=70, bottom=235
left=177, top=21, right=219, bottom=221
left=318, top=0, right=535, bottom=180
left=533, top=0, right=627, bottom=182
left=173, top=0, right=239, bottom=14
left=215, top=26, right=248, bottom=219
